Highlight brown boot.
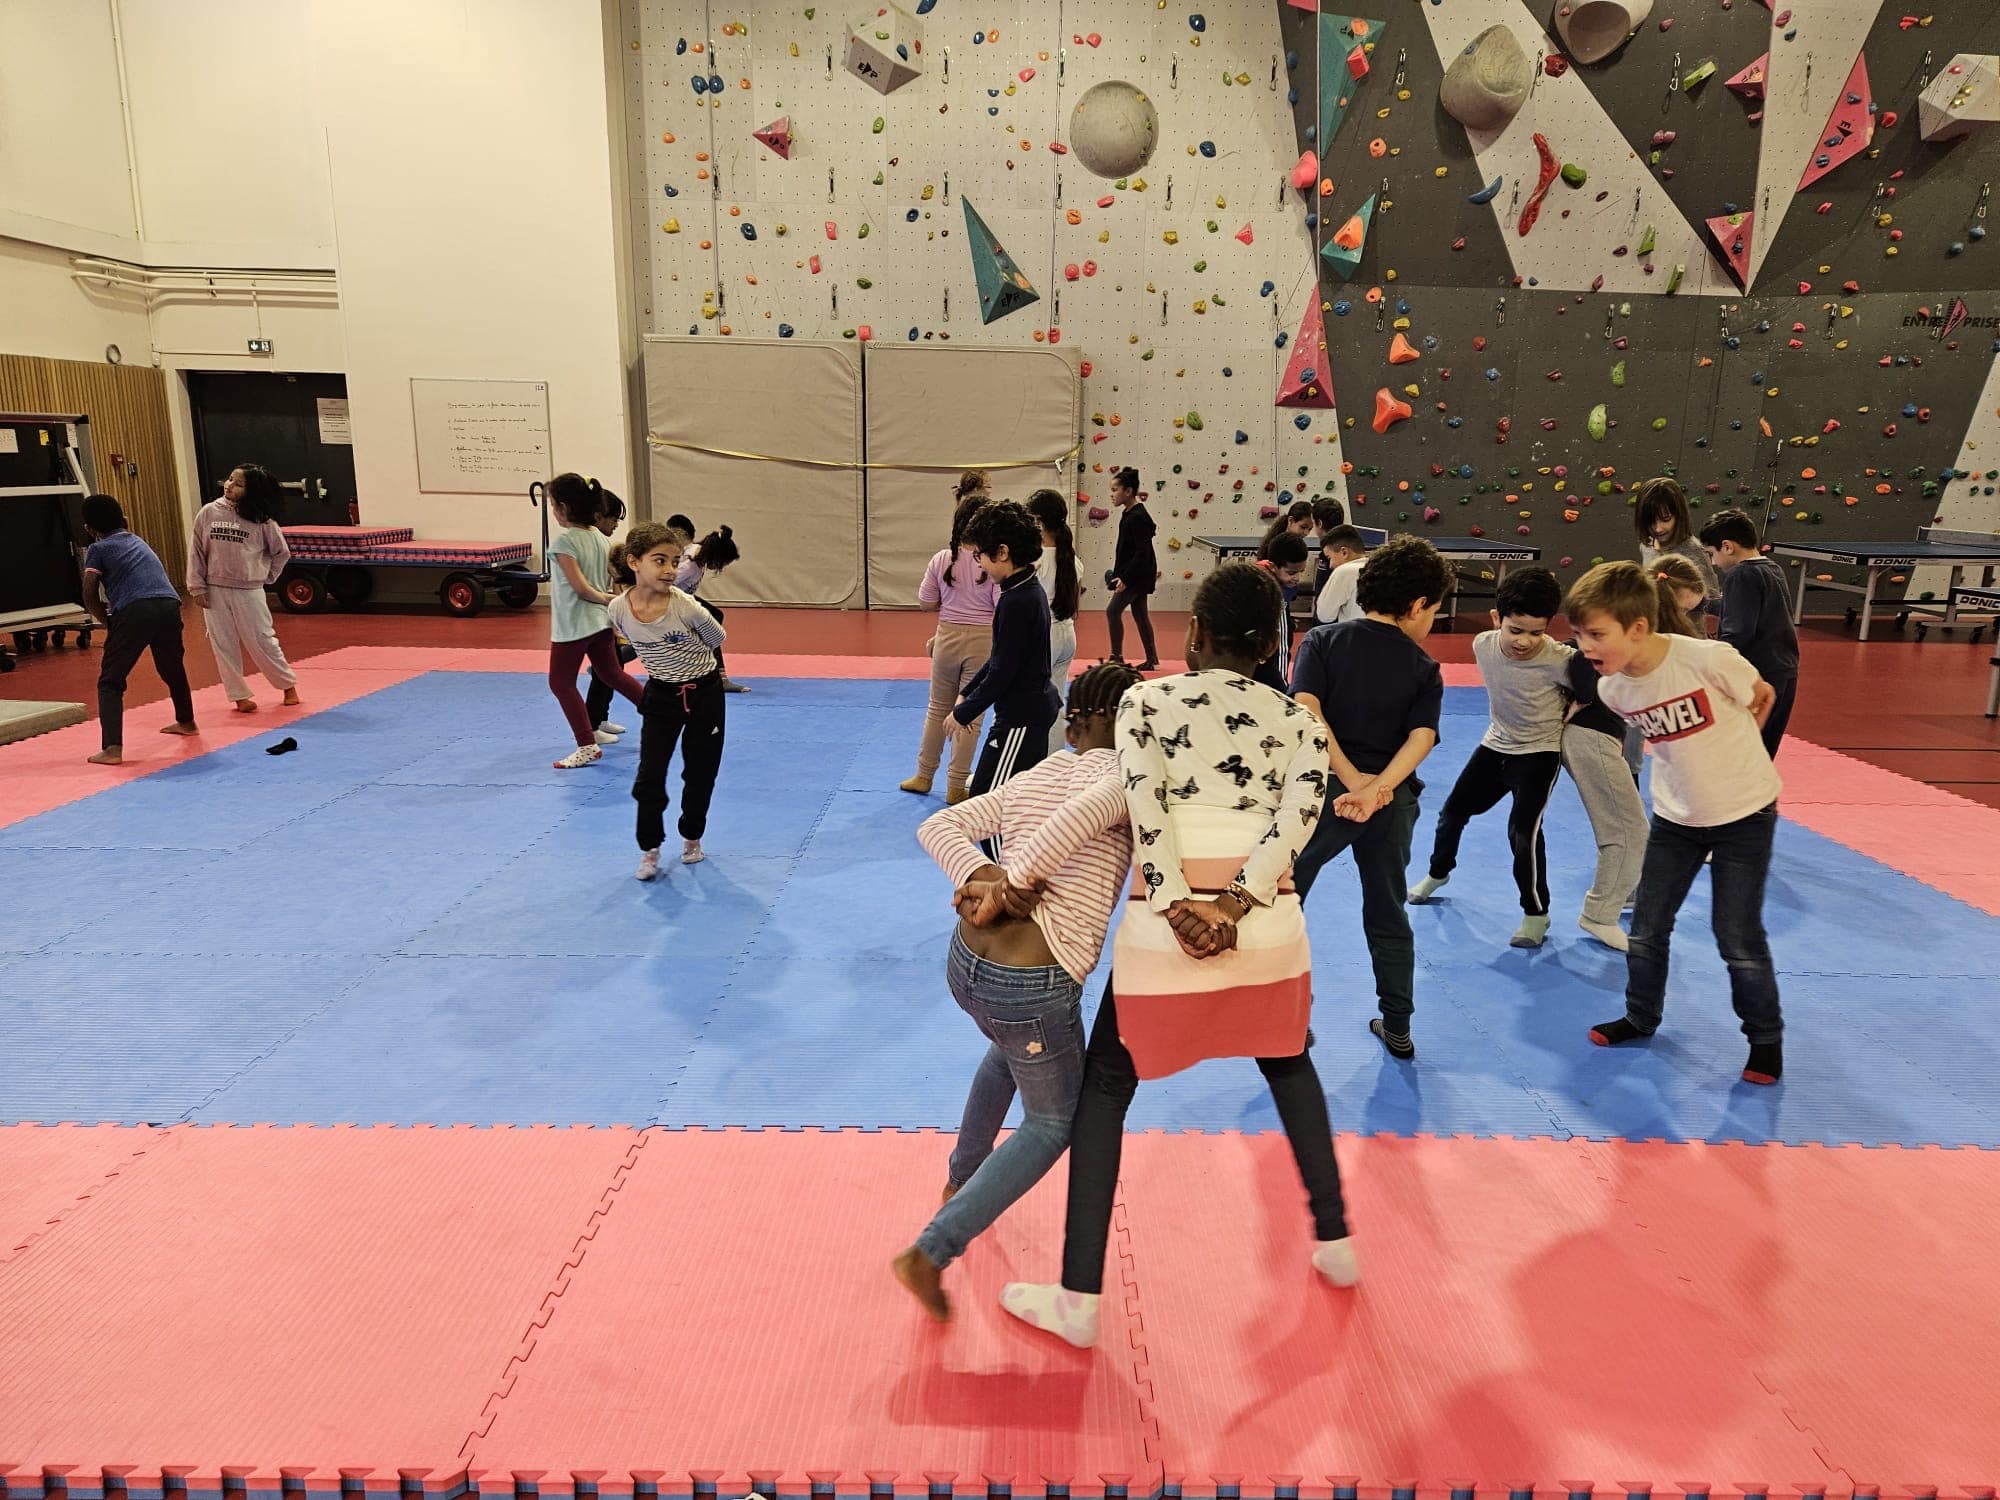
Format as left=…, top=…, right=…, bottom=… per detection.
left=892, top=1246, right=950, bottom=1322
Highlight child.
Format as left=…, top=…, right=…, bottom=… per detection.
left=1700, top=508, right=1801, bottom=758
left=891, top=662, right=1144, bottom=1323
left=1560, top=633, right=1650, bottom=952
left=1027, top=488, right=1081, bottom=756
left=1104, top=467, right=1159, bottom=669
left=1001, top=564, right=1353, bottom=1351
left=1566, top=561, right=1784, bottom=1084
left=608, top=522, right=727, bottom=878
left=665, top=513, right=696, bottom=544
left=585, top=491, right=638, bottom=744
left=676, top=524, right=747, bottom=693
left=1289, top=535, right=1452, bottom=1060
left=950, top=500, right=1061, bottom=811
left=954, top=469, right=992, bottom=508
left=1407, top=567, right=1570, bottom=948
left=1258, top=499, right=1315, bottom=559
left=545, top=473, right=644, bottom=769
left=1633, top=477, right=1721, bottom=616
left=1307, top=498, right=1349, bottom=600
left=1252, top=530, right=1311, bottom=693
left=187, top=462, right=300, bottom=714
left=903, top=493, right=1000, bottom=801
left=1313, top=524, right=1370, bottom=625
left=79, top=494, right=197, bottom=765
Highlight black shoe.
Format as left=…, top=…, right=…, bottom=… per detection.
left=1589, top=1016, right=1653, bottom=1047
left=1743, top=1040, right=1783, bottom=1085
left=1369, top=1018, right=1415, bottom=1060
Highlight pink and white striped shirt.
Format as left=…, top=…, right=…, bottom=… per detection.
left=916, top=748, right=1133, bottom=984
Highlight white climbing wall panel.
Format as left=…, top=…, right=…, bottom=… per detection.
left=623, top=0, right=1332, bottom=609
left=1417, top=0, right=1729, bottom=298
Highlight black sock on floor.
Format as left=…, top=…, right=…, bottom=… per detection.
left=1743, top=1040, right=1783, bottom=1084
left=1589, top=1016, right=1652, bottom=1046
left=1369, top=1017, right=1415, bottom=1060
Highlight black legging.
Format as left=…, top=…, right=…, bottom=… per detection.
left=1060, top=983, right=1349, bottom=1295
left=1105, top=587, right=1157, bottom=664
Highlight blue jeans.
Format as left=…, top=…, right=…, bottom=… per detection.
left=1624, top=804, right=1783, bottom=1044
left=916, top=931, right=1086, bottom=1269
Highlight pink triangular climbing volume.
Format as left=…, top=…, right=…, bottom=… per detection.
left=1274, top=298, right=1336, bottom=409
left=1797, top=55, right=1874, bottom=189
left=753, top=115, right=794, bottom=158
left=1726, top=53, right=1767, bottom=100
left=1706, top=210, right=1754, bottom=288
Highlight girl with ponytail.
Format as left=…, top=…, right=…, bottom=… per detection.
left=1026, top=489, right=1080, bottom=754
left=545, top=472, right=644, bottom=769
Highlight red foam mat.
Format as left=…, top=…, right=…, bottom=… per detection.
left=466, top=1128, right=1154, bottom=1497
left=0, top=1124, right=642, bottom=1494
left=0, top=1125, right=161, bottom=1265
left=1116, top=1132, right=2000, bottom=1493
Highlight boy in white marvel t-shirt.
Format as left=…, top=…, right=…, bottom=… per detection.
left=1564, top=561, right=1784, bottom=1086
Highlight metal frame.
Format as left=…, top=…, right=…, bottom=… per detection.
left=0, top=413, right=99, bottom=639
left=1192, top=529, right=1541, bottom=630
left=1772, top=527, right=2000, bottom=642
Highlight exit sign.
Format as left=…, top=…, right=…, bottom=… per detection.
left=247, top=338, right=273, bottom=354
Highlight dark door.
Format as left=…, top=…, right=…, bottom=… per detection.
left=187, top=372, right=356, bottom=527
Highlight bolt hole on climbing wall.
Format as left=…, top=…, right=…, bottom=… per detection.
left=627, top=0, right=2000, bottom=612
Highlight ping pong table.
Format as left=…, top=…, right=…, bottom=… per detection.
left=1192, top=529, right=1540, bottom=630
left=1770, top=527, right=2000, bottom=642
left=1946, top=586, right=2000, bottom=716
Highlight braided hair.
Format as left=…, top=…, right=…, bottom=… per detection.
left=942, top=490, right=987, bottom=586
left=1192, top=560, right=1281, bottom=665
left=1065, top=660, right=1143, bottom=723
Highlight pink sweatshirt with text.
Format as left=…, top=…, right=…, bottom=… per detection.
left=187, top=499, right=290, bottom=592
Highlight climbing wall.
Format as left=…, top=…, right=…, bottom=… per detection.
left=623, top=0, right=2000, bottom=612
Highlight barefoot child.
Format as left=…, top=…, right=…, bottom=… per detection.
left=1566, top=561, right=1784, bottom=1085
left=608, top=522, right=728, bottom=879
left=187, top=463, right=299, bottom=714
left=892, top=662, right=1143, bottom=1322
left=79, top=494, right=197, bottom=765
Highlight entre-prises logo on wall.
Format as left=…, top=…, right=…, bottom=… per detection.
left=1902, top=297, right=1999, bottom=337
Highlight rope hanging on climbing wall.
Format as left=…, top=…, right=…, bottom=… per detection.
left=646, top=432, right=1082, bottom=472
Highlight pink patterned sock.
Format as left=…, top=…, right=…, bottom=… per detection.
left=999, top=1282, right=1101, bottom=1348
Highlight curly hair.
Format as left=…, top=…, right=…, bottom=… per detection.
left=692, top=524, right=739, bottom=569
left=1356, top=534, right=1452, bottom=618
left=621, top=521, right=683, bottom=570
left=961, top=498, right=1044, bottom=570
left=1496, top=564, right=1563, bottom=620
left=1193, top=560, right=1282, bottom=663
left=1065, top=660, right=1143, bottom=722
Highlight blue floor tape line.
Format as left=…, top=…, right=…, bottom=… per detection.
left=2, top=671, right=1995, bottom=1146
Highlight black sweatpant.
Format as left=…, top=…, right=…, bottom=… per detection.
left=967, top=712, right=1056, bottom=858
left=693, top=596, right=729, bottom=680
left=1061, top=985, right=1348, bottom=1294
left=97, top=596, right=194, bottom=750
left=1761, top=674, right=1796, bottom=759
left=632, top=670, right=726, bottom=850
left=1105, top=587, right=1157, bottom=664
left=1426, top=745, right=1563, bottom=915
left=586, top=641, right=640, bottom=729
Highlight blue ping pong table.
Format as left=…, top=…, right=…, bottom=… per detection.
left=1946, top=586, right=2000, bottom=716
left=1192, top=529, right=1540, bottom=631
left=1770, top=527, right=2000, bottom=642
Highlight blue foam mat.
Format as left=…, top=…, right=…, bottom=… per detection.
left=3, top=671, right=1996, bottom=1144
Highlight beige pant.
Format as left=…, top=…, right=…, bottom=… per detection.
left=204, top=585, right=297, bottom=701
left=915, top=620, right=991, bottom=788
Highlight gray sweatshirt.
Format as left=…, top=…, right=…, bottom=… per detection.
left=1473, top=630, right=1574, bottom=755
left=188, top=499, right=290, bottom=592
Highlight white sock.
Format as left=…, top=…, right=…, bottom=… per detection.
left=1579, top=916, right=1629, bottom=951
left=1313, top=1236, right=1360, bottom=1287
left=1408, top=873, right=1448, bottom=904
left=999, top=1282, right=1100, bottom=1348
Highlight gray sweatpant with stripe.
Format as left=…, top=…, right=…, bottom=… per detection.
left=1562, top=724, right=1651, bottom=925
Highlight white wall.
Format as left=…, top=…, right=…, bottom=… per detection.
left=119, top=0, right=336, bottom=267
left=307, top=0, right=633, bottom=533
left=0, top=239, right=151, bottom=362
left=0, top=2, right=136, bottom=252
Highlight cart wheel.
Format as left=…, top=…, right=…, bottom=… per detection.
left=279, top=571, right=325, bottom=613
left=76, top=627, right=93, bottom=649
left=326, top=566, right=374, bottom=609
left=440, top=572, right=485, bottom=617
left=497, top=580, right=539, bottom=609
left=0, top=649, right=14, bottom=673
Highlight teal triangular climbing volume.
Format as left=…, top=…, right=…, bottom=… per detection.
left=1318, top=14, right=1386, bottom=155
left=1318, top=192, right=1376, bottom=281
left=962, top=196, right=1040, bottom=324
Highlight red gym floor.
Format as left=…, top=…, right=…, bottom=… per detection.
left=10, top=602, right=1998, bottom=803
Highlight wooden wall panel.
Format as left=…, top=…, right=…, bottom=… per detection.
left=0, top=354, right=185, bottom=583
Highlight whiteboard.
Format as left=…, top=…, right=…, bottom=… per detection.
left=410, top=378, right=552, bottom=494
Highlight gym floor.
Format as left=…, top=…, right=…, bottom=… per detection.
left=1, top=602, right=1996, bottom=1493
